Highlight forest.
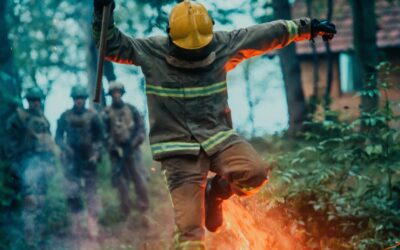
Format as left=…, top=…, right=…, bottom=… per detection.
left=0, top=0, right=400, bottom=249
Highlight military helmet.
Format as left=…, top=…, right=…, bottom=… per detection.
left=70, top=84, right=89, bottom=98
left=168, top=0, right=214, bottom=50
left=25, top=86, right=45, bottom=100
left=108, top=81, right=126, bottom=95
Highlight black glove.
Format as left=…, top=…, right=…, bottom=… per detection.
left=94, top=0, right=115, bottom=12
left=311, top=19, right=337, bottom=41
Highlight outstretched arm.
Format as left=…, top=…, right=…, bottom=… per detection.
left=92, top=0, right=149, bottom=66
left=225, top=18, right=335, bottom=70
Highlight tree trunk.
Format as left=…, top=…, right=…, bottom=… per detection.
left=323, top=0, right=334, bottom=111
left=351, top=0, right=379, bottom=114
left=273, top=0, right=308, bottom=137
left=244, top=61, right=256, bottom=137
left=307, top=0, right=320, bottom=115
left=0, top=0, right=20, bottom=97
left=0, top=0, right=21, bottom=158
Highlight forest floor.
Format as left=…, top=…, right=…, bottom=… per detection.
left=50, top=133, right=400, bottom=250
left=44, top=134, right=399, bottom=250
left=85, top=143, right=307, bottom=250
left=47, top=142, right=308, bottom=250
left=72, top=176, right=306, bottom=250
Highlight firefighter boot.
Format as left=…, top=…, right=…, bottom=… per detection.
left=205, top=175, right=233, bottom=232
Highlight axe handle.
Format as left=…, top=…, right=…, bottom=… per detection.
left=94, top=4, right=112, bottom=103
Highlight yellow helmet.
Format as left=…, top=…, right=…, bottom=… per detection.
left=168, top=0, right=213, bottom=50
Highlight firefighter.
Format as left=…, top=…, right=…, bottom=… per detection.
left=92, top=0, right=336, bottom=248
left=55, top=84, right=104, bottom=239
left=102, top=81, right=149, bottom=225
left=6, top=86, right=57, bottom=247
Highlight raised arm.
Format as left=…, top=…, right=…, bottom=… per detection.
left=92, top=0, right=149, bottom=66
left=224, top=18, right=335, bottom=70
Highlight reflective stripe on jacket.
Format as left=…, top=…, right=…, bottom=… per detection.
left=93, top=12, right=311, bottom=160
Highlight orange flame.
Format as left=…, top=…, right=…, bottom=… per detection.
left=206, top=197, right=305, bottom=250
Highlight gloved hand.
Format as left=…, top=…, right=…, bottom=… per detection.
left=94, top=0, right=115, bottom=12
left=311, top=19, right=337, bottom=41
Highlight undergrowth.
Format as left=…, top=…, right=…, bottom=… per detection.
left=260, top=62, right=400, bottom=250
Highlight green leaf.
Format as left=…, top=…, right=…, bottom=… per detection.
left=365, top=145, right=383, bottom=155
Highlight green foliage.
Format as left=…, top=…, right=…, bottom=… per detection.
left=0, top=159, right=69, bottom=249
left=42, top=161, right=69, bottom=236
left=0, top=161, right=21, bottom=250
left=7, top=0, right=80, bottom=90
left=0, top=161, right=19, bottom=211
left=264, top=63, right=400, bottom=249
left=125, top=0, right=240, bottom=34
left=97, top=157, right=127, bottom=226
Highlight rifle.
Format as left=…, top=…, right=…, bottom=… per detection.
left=112, top=143, right=132, bottom=182
left=94, top=4, right=112, bottom=104
left=111, top=142, right=145, bottom=184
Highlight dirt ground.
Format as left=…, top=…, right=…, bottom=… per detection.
left=97, top=182, right=305, bottom=250
left=49, top=159, right=306, bottom=250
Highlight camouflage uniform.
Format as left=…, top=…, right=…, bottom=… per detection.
left=103, top=82, right=149, bottom=219
left=55, top=85, right=104, bottom=238
left=6, top=86, right=56, bottom=248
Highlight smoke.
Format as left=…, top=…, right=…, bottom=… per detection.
left=0, top=153, right=74, bottom=249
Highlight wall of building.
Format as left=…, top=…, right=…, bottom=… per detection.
left=299, top=48, right=400, bottom=123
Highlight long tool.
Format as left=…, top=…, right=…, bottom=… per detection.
left=94, top=4, right=112, bottom=104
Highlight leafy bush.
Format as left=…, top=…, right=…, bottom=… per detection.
left=265, top=62, right=400, bottom=249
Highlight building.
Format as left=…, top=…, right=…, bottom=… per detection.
left=293, top=0, right=400, bottom=117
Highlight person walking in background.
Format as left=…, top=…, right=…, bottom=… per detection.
left=102, top=81, right=150, bottom=227
left=55, top=84, right=105, bottom=240
left=6, top=86, right=57, bottom=248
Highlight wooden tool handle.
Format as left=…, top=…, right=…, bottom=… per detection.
left=94, top=4, right=112, bottom=104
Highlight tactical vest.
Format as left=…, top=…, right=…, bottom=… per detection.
left=17, top=108, right=54, bottom=153
left=106, top=105, right=135, bottom=144
left=64, top=109, right=95, bottom=148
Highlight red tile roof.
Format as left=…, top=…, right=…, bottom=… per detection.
left=293, top=0, right=400, bottom=55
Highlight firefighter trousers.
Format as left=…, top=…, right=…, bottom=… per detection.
left=161, top=141, right=269, bottom=249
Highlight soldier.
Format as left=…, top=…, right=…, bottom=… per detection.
left=55, top=84, right=104, bottom=239
left=6, top=86, right=56, bottom=248
left=103, top=82, right=149, bottom=225
left=93, top=0, right=336, bottom=248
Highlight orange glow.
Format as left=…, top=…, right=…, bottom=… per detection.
left=207, top=197, right=305, bottom=250
left=106, top=55, right=136, bottom=65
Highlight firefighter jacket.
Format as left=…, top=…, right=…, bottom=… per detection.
left=93, top=11, right=312, bottom=160
left=55, top=107, right=104, bottom=159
